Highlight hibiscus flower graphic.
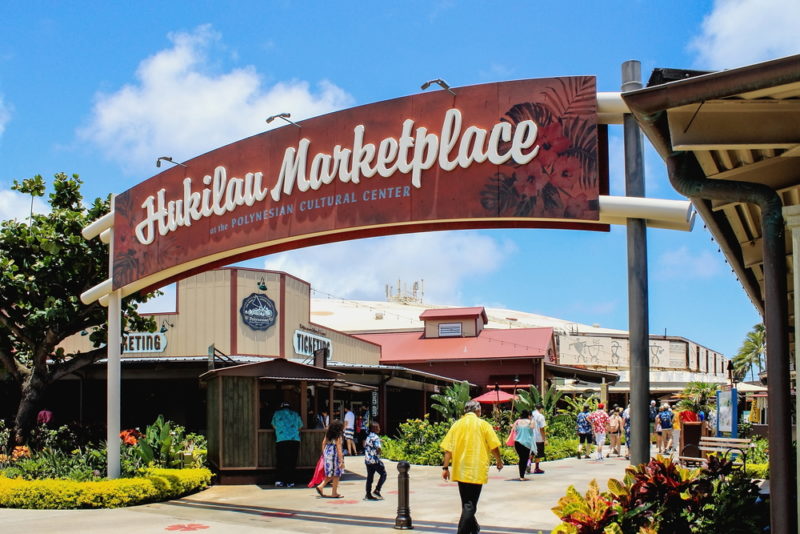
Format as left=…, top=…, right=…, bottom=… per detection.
left=480, top=79, right=598, bottom=220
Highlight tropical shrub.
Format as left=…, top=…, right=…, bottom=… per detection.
left=430, top=381, right=471, bottom=421
left=551, top=455, right=769, bottom=533
left=514, top=384, right=563, bottom=420
left=381, top=416, right=451, bottom=465
left=0, top=467, right=212, bottom=509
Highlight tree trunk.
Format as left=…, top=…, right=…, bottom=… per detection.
left=14, top=371, right=48, bottom=445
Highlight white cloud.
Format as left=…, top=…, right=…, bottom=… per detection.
left=0, top=189, right=48, bottom=222
left=655, top=245, right=722, bottom=280
left=690, top=0, right=800, bottom=69
left=0, top=94, right=11, bottom=137
left=263, top=231, right=517, bottom=305
left=79, top=25, right=353, bottom=173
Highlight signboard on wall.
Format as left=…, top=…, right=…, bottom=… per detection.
left=294, top=329, right=333, bottom=359
left=122, top=332, right=167, bottom=353
left=240, top=293, right=277, bottom=331
left=111, top=77, right=604, bottom=294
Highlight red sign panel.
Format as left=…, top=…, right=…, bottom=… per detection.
left=112, top=77, right=604, bottom=292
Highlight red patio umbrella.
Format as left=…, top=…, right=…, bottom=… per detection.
left=472, top=389, right=517, bottom=404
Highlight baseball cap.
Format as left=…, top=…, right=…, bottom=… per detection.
left=598, top=403, right=605, bottom=409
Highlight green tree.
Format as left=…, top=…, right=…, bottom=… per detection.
left=429, top=380, right=471, bottom=420
left=732, top=323, right=765, bottom=382
left=0, top=173, right=155, bottom=444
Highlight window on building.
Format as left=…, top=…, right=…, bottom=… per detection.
left=438, top=323, right=462, bottom=337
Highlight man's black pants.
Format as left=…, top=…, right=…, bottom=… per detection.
left=457, top=481, right=483, bottom=534
left=276, top=440, right=299, bottom=484
left=366, top=462, right=387, bottom=494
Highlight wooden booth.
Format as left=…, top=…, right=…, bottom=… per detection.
left=201, top=358, right=375, bottom=484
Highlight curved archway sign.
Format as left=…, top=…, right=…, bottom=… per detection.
left=112, top=77, right=605, bottom=294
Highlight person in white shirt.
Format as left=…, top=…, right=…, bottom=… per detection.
left=343, top=408, right=357, bottom=455
left=530, top=403, right=547, bottom=474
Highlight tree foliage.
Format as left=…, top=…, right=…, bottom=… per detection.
left=0, top=173, right=155, bottom=443
left=429, top=380, right=471, bottom=420
left=514, top=383, right=563, bottom=419
left=732, top=323, right=765, bottom=382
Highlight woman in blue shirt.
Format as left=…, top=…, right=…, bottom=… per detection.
left=512, top=410, right=537, bottom=480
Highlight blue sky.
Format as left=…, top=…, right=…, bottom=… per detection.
left=1, top=1, right=799, bottom=358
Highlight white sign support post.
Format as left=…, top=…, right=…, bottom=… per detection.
left=106, top=288, right=121, bottom=479
left=80, top=196, right=122, bottom=478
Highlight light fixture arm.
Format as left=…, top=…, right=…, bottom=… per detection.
left=156, top=156, right=188, bottom=168
left=266, top=112, right=301, bottom=128
left=420, top=78, right=456, bottom=96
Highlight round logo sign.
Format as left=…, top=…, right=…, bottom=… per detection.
left=240, top=293, right=278, bottom=331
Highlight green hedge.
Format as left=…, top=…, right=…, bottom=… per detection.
left=0, top=467, right=212, bottom=509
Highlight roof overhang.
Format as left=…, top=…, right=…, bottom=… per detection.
left=622, top=54, right=800, bottom=324
left=545, top=362, right=619, bottom=384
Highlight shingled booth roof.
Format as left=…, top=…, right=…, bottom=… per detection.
left=199, top=357, right=376, bottom=392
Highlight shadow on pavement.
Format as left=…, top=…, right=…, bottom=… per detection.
left=163, top=498, right=550, bottom=533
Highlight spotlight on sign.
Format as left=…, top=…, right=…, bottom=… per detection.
left=160, top=320, right=174, bottom=333
left=156, top=156, right=187, bottom=168
left=258, top=277, right=267, bottom=291
left=420, top=78, right=456, bottom=96
left=266, top=112, right=301, bottom=128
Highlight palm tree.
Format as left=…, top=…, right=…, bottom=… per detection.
left=676, top=381, right=720, bottom=415
left=732, top=323, right=766, bottom=381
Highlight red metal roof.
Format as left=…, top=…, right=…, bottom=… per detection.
left=419, top=307, right=488, bottom=322
left=355, top=327, right=553, bottom=363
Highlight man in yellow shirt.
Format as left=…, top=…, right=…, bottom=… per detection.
left=441, top=400, right=503, bottom=534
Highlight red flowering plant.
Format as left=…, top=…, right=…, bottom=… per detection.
left=119, top=428, right=142, bottom=446
left=480, top=79, right=599, bottom=221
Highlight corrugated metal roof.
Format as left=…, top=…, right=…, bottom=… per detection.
left=355, top=327, right=553, bottom=363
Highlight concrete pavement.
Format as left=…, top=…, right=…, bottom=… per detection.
left=0, top=454, right=635, bottom=533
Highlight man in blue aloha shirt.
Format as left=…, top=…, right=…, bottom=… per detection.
left=271, top=401, right=303, bottom=487
left=576, top=405, right=593, bottom=459
left=363, top=421, right=387, bottom=500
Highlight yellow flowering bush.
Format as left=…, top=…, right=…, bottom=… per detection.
left=0, top=467, right=212, bottom=509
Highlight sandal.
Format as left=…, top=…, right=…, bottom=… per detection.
left=315, top=486, right=323, bottom=497
left=330, top=494, right=344, bottom=498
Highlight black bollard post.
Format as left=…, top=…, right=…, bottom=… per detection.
left=394, top=460, right=413, bottom=529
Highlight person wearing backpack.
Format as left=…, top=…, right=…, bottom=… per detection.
left=606, top=407, right=623, bottom=457
left=656, top=404, right=673, bottom=454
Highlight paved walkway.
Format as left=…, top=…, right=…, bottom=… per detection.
left=0, top=454, right=635, bottom=533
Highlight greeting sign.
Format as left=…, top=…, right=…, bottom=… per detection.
left=112, top=77, right=604, bottom=293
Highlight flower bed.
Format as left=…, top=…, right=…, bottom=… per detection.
left=0, top=467, right=212, bottom=509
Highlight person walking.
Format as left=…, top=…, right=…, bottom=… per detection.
left=671, top=404, right=682, bottom=455
left=530, top=403, right=547, bottom=474
left=576, top=405, right=593, bottom=459
left=441, top=400, right=503, bottom=534
left=363, top=422, right=387, bottom=500
left=315, top=420, right=345, bottom=498
left=649, top=399, right=658, bottom=447
left=271, top=401, right=304, bottom=488
left=343, top=407, right=357, bottom=456
left=657, top=404, right=674, bottom=454
left=622, top=404, right=631, bottom=460
left=587, top=403, right=610, bottom=460
left=511, top=410, right=535, bottom=480
left=607, top=407, right=623, bottom=457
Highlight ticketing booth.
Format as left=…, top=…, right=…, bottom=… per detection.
left=201, top=358, right=375, bottom=484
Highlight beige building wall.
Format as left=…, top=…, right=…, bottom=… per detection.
left=59, top=267, right=383, bottom=365
left=235, top=269, right=282, bottom=356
